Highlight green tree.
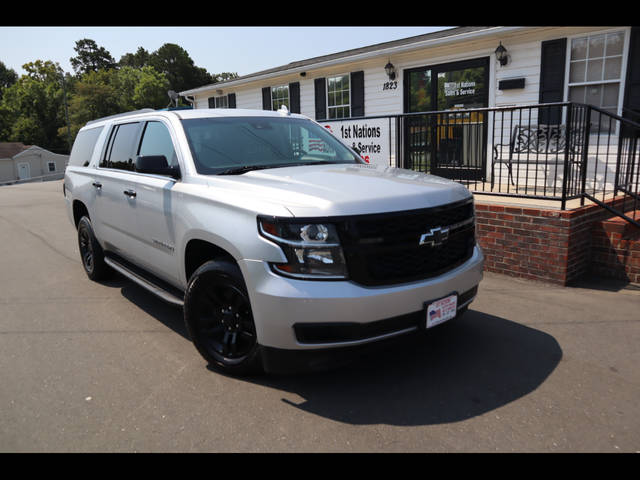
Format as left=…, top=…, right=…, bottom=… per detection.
left=212, top=72, right=239, bottom=83
left=70, top=38, right=117, bottom=75
left=65, top=69, right=120, bottom=138
left=119, top=47, right=151, bottom=69
left=0, top=61, right=18, bottom=98
left=0, top=61, right=19, bottom=139
left=119, top=42, right=236, bottom=96
left=114, top=65, right=170, bottom=109
left=64, top=65, right=170, bottom=139
left=0, top=60, right=68, bottom=152
left=148, top=43, right=212, bottom=93
left=0, top=104, right=11, bottom=140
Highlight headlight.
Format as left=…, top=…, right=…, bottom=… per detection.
left=258, top=216, right=348, bottom=279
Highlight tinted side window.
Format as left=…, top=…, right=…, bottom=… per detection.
left=138, top=121, right=178, bottom=167
left=100, top=122, right=142, bottom=171
left=68, top=126, right=103, bottom=167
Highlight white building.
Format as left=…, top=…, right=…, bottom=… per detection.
left=0, top=143, right=68, bottom=184
left=180, top=26, right=639, bottom=189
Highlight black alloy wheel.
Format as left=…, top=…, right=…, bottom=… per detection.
left=77, top=216, right=109, bottom=281
left=79, top=226, right=94, bottom=274
left=194, top=282, right=256, bottom=362
left=184, top=260, right=262, bottom=375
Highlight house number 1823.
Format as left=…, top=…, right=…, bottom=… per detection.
left=382, top=81, right=398, bottom=91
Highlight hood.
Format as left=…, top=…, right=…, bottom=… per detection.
left=206, top=163, right=472, bottom=217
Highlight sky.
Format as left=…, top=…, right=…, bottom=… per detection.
left=0, top=26, right=452, bottom=78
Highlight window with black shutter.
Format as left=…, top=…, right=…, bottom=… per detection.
left=624, top=27, right=640, bottom=116
left=351, top=71, right=364, bottom=117
left=566, top=30, right=627, bottom=133
left=539, top=38, right=567, bottom=125
left=289, top=82, right=300, bottom=113
left=314, top=78, right=326, bottom=120
left=314, top=71, right=364, bottom=120
left=327, top=74, right=350, bottom=118
left=262, top=87, right=271, bottom=110
left=271, top=85, right=289, bottom=110
left=622, top=27, right=639, bottom=135
left=208, top=95, right=230, bottom=109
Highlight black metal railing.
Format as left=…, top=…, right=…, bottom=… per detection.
left=588, top=105, right=640, bottom=226
left=320, top=102, right=640, bottom=226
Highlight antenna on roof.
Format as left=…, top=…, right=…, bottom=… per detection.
left=167, top=90, right=179, bottom=108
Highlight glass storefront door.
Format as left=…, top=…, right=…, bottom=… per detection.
left=404, top=58, right=489, bottom=180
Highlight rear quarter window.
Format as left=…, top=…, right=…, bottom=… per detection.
left=100, top=122, right=142, bottom=171
left=68, top=126, right=104, bottom=167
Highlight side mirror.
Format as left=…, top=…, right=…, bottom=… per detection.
left=135, top=155, right=181, bottom=179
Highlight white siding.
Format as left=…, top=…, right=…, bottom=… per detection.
left=494, top=39, right=542, bottom=107
left=188, top=27, right=632, bottom=175
left=190, top=26, right=625, bottom=118
left=193, top=96, right=208, bottom=109
left=236, top=88, right=263, bottom=110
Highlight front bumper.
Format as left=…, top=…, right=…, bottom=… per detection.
left=257, top=285, right=477, bottom=374
left=239, top=244, right=484, bottom=355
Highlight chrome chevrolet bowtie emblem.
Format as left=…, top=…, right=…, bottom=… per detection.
left=419, top=227, right=450, bottom=247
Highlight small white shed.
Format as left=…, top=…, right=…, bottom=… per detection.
left=0, top=143, right=68, bottom=184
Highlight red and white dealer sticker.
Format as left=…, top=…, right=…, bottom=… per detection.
left=426, top=294, right=458, bottom=329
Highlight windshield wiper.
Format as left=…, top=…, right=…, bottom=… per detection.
left=216, top=165, right=274, bottom=175
left=216, top=161, right=344, bottom=175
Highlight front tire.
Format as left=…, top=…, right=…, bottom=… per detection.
left=183, top=260, right=263, bottom=376
left=77, top=216, right=110, bottom=281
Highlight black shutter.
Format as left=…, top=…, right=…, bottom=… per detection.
left=351, top=71, right=365, bottom=118
left=621, top=27, right=640, bottom=138
left=227, top=93, right=236, bottom=109
left=623, top=27, right=640, bottom=117
left=314, top=78, right=326, bottom=120
left=262, top=87, right=272, bottom=110
left=289, top=82, right=300, bottom=113
left=208, top=97, right=215, bottom=108
left=539, top=38, right=567, bottom=125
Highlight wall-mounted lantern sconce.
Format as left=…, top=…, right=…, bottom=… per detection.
left=495, top=42, right=509, bottom=66
left=384, top=61, right=396, bottom=80
left=300, top=71, right=306, bottom=77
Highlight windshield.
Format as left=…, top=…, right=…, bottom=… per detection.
left=181, top=116, right=362, bottom=174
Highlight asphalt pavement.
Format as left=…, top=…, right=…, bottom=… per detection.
left=0, top=180, right=639, bottom=452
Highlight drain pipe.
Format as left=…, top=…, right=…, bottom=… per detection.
left=182, top=95, right=195, bottom=109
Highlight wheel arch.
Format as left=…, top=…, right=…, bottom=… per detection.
left=184, top=237, right=239, bottom=284
left=72, top=199, right=90, bottom=227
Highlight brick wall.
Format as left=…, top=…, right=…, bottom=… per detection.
left=474, top=196, right=639, bottom=285
left=590, top=213, right=640, bottom=284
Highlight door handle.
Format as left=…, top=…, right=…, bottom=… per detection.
left=123, top=189, right=137, bottom=198
left=92, top=181, right=102, bottom=189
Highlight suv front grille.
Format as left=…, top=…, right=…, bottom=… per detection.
left=338, top=198, right=475, bottom=286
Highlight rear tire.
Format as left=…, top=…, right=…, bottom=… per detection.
left=77, top=216, right=110, bottom=281
left=183, top=260, right=263, bottom=376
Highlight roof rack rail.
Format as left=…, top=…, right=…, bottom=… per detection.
left=85, top=108, right=156, bottom=125
left=156, top=106, right=193, bottom=111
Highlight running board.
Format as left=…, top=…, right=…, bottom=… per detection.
left=104, top=256, right=184, bottom=307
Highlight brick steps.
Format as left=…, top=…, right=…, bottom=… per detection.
left=590, top=211, right=640, bottom=284
left=474, top=197, right=640, bottom=285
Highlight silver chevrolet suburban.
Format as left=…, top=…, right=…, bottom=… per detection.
left=64, top=107, right=484, bottom=375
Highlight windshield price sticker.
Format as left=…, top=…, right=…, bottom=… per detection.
left=425, top=294, right=458, bottom=329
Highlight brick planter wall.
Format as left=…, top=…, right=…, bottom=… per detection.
left=590, top=213, right=640, bottom=284
left=474, top=196, right=638, bottom=285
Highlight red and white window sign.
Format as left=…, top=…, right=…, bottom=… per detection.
left=321, top=118, right=390, bottom=167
